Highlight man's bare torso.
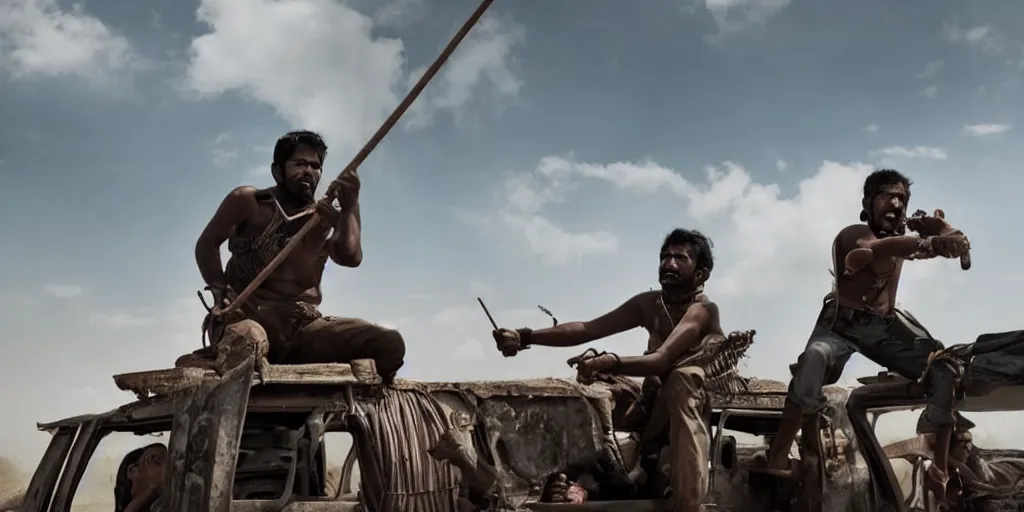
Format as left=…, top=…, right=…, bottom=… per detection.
left=231, top=188, right=332, bottom=304
left=633, top=290, right=724, bottom=353
left=834, top=224, right=903, bottom=315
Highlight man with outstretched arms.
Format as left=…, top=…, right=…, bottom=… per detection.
left=759, top=169, right=972, bottom=501
left=492, top=228, right=754, bottom=512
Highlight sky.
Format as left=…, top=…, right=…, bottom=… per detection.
left=2, top=0, right=1024, bottom=477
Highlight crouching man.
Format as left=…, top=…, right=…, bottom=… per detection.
left=491, top=228, right=754, bottom=512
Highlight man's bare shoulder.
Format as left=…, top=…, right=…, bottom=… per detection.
left=229, top=185, right=259, bottom=199
left=836, top=223, right=873, bottom=247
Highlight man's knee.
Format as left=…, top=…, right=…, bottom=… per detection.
left=786, top=342, right=836, bottom=415
left=664, top=367, right=706, bottom=414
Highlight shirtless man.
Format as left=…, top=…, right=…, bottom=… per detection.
left=761, top=169, right=971, bottom=497
left=176, top=130, right=406, bottom=381
left=493, top=228, right=753, bottom=512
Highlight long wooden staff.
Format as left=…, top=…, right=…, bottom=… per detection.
left=218, top=0, right=496, bottom=317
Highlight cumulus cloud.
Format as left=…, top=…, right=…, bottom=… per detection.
left=919, top=85, right=938, bottom=98
left=915, top=60, right=943, bottom=79
left=43, top=284, right=83, bottom=298
left=699, top=0, right=792, bottom=33
left=404, top=16, right=524, bottom=129
left=0, top=0, right=137, bottom=83
left=184, top=0, right=522, bottom=155
left=870, top=145, right=948, bottom=161
left=775, top=159, right=787, bottom=172
left=943, top=22, right=1001, bottom=53
left=89, top=311, right=155, bottom=328
left=964, top=123, right=1011, bottom=136
left=863, top=123, right=880, bottom=133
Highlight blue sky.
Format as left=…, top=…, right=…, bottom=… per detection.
left=2, top=0, right=1024, bottom=471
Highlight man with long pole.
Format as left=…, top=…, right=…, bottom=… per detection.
left=175, top=0, right=496, bottom=382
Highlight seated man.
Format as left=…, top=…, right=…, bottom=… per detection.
left=115, top=443, right=167, bottom=512
left=176, top=130, right=405, bottom=382
left=492, top=228, right=754, bottom=512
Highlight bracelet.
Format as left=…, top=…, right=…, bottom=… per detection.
left=515, top=327, right=533, bottom=348
left=917, top=236, right=934, bottom=254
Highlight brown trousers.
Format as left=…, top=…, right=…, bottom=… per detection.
left=178, top=297, right=406, bottom=381
left=640, top=366, right=710, bottom=512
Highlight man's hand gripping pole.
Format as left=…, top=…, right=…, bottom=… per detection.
left=214, top=0, right=496, bottom=318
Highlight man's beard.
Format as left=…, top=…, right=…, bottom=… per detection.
left=276, top=177, right=316, bottom=206
left=659, top=272, right=699, bottom=302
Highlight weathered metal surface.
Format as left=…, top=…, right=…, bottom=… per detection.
left=165, top=354, right=255, bottom=512
left=114, top=361, right=382, bottom=399
left=231, top=500, right=362, bottom=511
left=19, top=426, right=76, bottom=512
left=48, top=419, right=99, bottom=511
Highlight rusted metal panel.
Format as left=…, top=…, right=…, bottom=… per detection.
left=231, top=500, right=362, bottom=512
left=165, top=355, right=255, bottom=512
left=19, top=427, right=77, bottom=512
left=48, top=419, right=101, bottom=511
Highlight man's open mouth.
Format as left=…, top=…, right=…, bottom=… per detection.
left=660, top=271, right=680, bottom=281
left=883, top=211, right=900, bottom=222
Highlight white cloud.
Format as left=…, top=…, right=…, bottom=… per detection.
left=919, top=85, right=938, bottom=98
left=700, top=0, right=792, bottom=33
left=89, top=311, right=155, bottom=328
left=185, top=0, right=522, bottom=155
left=869, top=145, right=948, bottom=161
left=915, top=60, right=943, bottom=79
left=211, top=131, right=238, bottom=166
left=470, top=281, right=493, bottom=296
left=403, top=16, right=524, bottom=129
left=0, top=0, right=137, bottom=83
left=370, top=0, right=427, bottom=28
left=43, top=284, right=83, bottom=298
left=943, top=22, right=1001, bottom=53
left=964, top=123, right=1011, bottom=136
left=406, top=292, right=432, bottom=300
left=454, top=339, right=486, bottom=360
left=775, top=159, right=787, bottom=172
left=863, top=123, right=879, bottom=133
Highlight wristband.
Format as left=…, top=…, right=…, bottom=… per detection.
left=515, top=327, right=533, bottom=348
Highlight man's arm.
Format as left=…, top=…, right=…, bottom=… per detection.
left=612, top=302, right=713, bottom=377
left=529, top=294, right=645, bottom=348
left=195, top=186, right=258, bottom=287
left=328, top=203, right=362, bottom=267
left=842, top=225, right=922, bottom=274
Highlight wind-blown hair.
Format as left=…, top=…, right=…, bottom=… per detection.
left=660, top=228, right=715, bottom=274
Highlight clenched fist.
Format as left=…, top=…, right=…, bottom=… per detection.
left=492, top=328, right=529, bottom=357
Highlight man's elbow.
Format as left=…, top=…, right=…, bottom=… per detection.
left=331, top=249, right=362, bottom=268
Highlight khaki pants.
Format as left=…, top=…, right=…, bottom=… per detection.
left=640, top=366, right=710, bottom=512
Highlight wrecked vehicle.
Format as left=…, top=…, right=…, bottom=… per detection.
left=12, top=350, right=1024, bottom=511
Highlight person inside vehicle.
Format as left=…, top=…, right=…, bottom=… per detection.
left=176, top=130, right=406, bottom=383
left=756, top=169, right=972, bottom=502
left=491, top=228, right=754, bottom=512
left=114, top=443, right=167, bottom=512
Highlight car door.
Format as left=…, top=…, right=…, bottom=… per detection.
left=164, top=355, right=255, bottom=512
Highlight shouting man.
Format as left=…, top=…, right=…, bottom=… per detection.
left=176, top=130, right=406, bottom=382
left=492, top=228, right=754, bottom=512
left=760, top=169, right=971, bottom=499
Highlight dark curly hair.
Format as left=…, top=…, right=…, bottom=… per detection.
left=860, top=169, right=912, bottom=222
left=660, top=228, right=715, bottom=274
left=272, top=130, right=328, bottom=167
